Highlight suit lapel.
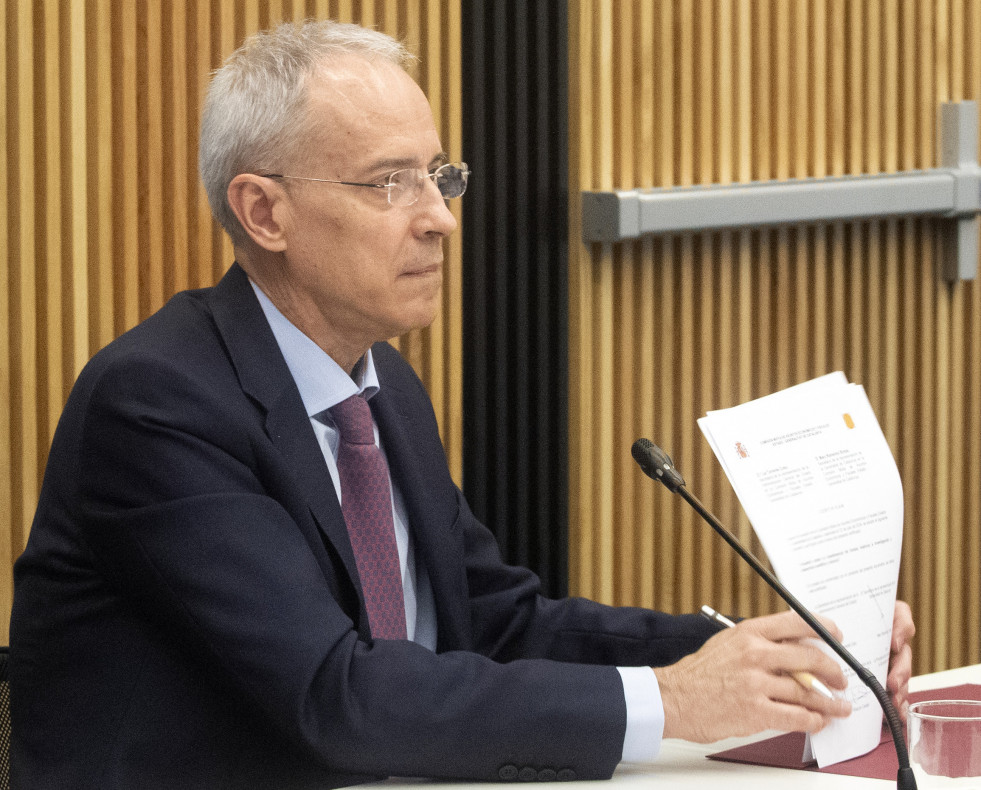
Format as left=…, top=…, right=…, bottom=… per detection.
left=206, top=265, right=368, bottom=631
left=206, top=268, right=468, bottom=645
left=370, top=350, right=471, bottom=651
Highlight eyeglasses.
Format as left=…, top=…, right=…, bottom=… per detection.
left=263, top=162, right=469, bottom=207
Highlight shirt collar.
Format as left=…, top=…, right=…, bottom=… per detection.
left=249, top=279, right=380, bottom=418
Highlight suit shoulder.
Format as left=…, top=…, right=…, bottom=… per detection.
left=101, top=287, right=219, bottom=358
left=71, top=287, right=234, bottom=412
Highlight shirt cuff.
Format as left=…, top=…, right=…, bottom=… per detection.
left=616, top=666, right=665, bottom=764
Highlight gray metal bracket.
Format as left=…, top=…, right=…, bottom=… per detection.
left=581, top=101, right=980, bottom=281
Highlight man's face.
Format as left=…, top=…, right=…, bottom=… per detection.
left=269, top=56, right=457, bottom=363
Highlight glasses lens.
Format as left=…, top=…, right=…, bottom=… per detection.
left=387, top=164, right=470, bottom=206
left=435, top=163, right=469, bottom=199
left=385, top=169, right=416, bottom=206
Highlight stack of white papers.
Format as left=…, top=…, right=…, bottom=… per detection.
left=697, top=372, right=904, bottom=768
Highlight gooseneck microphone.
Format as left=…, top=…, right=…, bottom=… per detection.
left=631, top=438, right=916, bottom=790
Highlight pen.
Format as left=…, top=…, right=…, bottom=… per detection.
left=700, top=604, right=836, bottom=700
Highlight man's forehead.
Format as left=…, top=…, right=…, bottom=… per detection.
left=307, top=55, right=417, bottom=109
left=301, top=57, right=441, bottom=169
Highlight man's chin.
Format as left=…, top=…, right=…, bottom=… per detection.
left=385, top=303, right=442, bottom=342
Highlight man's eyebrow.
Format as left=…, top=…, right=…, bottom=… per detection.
left=365, top=152, right=449, bottom=175
left=367, top=157, right=414, bottom=174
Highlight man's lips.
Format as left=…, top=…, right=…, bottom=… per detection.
left=401, top=262, right=442, bottom=276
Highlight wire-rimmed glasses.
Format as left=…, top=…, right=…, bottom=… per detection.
left=263, top=162, right=469, bottom=207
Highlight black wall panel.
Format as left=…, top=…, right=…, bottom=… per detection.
left=461, top=2, right=570, bottom=597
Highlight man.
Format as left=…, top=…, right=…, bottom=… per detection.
left=10, top=19, right=914, bottom=790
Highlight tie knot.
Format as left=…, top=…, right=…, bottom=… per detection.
left=329, top=394, right=375, bottom=445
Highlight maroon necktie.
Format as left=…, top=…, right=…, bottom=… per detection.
left=329, top=394, right=407, bottom=640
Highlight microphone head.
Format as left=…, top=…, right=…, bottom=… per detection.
left=631, top=438, right=686, bottom=492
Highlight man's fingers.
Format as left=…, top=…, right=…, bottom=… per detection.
left=887, top=643, right=912, bottom=690
left=743, top=673, right=849, bottom=733
left=745, top=609, right=844, bottom=644
left=656, top=614, right=856, bottom=743
left=891, top=600, right=916, bottom=651
left=734, top=626, right=849, bottom=693
left=887, top=601, right=915, bottom=722
left=777, top=674, right=852, bottom=716
left=760, top=698, right=840, bottom=735
left=887, top=642, right=913, bottom=721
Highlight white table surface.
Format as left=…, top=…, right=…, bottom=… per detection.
left=389, top=664, right=980, bottom=789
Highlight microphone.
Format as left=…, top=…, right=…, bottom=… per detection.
left=631, top=438, right=916, bottom=790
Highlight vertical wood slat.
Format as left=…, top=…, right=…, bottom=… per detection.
left=966, top=0, right=981, bottom=669
left=70, top=1, right=89, bottom=380
left=165, top=0, right=186, bottom=297
left=41, top=0, right=62, bottom=455
left=568, top=1, right=591, bottom=598
left=1, top=0, right=463, bottom=642
left=613, top=0, right=636, bottom=607
left=14, top=0, right=39, bottom=575
left=570, top=0, right=981, bottom=674
left=0, top=0, right=10, bottom=635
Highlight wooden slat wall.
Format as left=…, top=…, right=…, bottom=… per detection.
left=569, top=0, right=981, bottom=674
left=1, top=0, right=463, bottom=642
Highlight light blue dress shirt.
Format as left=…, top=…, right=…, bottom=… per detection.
left=249, top=280, right=663, bottom=763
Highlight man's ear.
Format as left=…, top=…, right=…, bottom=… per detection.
left=227, top=174, right=289, bottom=252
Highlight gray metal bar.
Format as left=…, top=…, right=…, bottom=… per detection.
left=939, top=101, right=981, bottom=280
left=581, top=101, right=980, bottom=281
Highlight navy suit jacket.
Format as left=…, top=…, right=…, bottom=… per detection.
left=11, top=263, right=715, bottom=789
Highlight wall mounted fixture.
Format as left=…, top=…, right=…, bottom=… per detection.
left=581, top=101, right=980, bottom=281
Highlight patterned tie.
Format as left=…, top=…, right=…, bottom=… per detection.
left=329, top=394, right=407, bottom=640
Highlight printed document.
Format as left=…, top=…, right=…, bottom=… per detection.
left=697, top=372, right=904, bottom=767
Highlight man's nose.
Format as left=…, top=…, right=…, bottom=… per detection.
left=415, top=179, right=459, bottom=236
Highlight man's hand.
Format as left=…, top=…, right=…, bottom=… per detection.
left=887, top=600, right=915, bottom=720
left=654, top=610, right=852, bottom=743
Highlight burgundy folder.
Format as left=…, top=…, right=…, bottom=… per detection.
left=707, top=684, right=981, bottom=780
